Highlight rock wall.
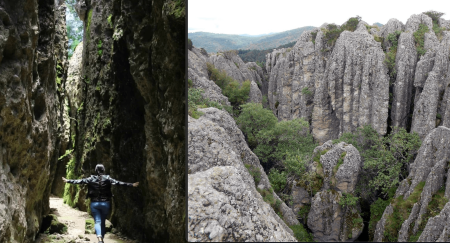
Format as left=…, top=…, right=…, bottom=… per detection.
left=264, top=14, right=450, bottom=144
left=62, top=0, right=185, bottom=242
left=290, top=140, right=364, bottom=241
left=373, top=126, right=450, bottom=241
left=188, top=107, right=299, bottom=242
left=0, top=0, right=67, bottom=241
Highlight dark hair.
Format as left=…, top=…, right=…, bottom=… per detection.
left=95, top=164, right=105, bottom=175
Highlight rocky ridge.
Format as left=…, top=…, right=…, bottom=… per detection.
left=264, top=14, right=450, bottom=144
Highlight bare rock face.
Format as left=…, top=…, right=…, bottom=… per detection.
left=312, top=29, right=389, bottom=142
left=374, top=126, right=450, bottom=241
left=390, top=32, right=417, bottom=128
left=305, top=141, right=364, bottom=242
left=266, top=30, right=317, bottom=122
left=63, top=0, right=185, bottom=242
left=0, top=0, right=67, bottom=241
left=411, top=33, right=450, bottom=139
left=188, top=108, right=299, bottom=242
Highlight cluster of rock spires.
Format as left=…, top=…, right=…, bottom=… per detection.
left=0, top=0, right=185, bottom=242
left=188, top=12, right=450, bottom=242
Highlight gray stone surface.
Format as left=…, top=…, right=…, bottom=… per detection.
left=189, top=166, right=296, bottom=242
left=375, top=126, right=450, bottom=241
left=188, top=107, right=300, bottom=241
left=304, top=141, right=363, bottom=241
left=373, top=204, right=393, bottom=242
left=391, top=32, right=417, bottom=128
left=379, top=18, right=405, bottom=51
left=266, top=30, right=317, bottom=121
left=312, top=29, right=389, bottom=142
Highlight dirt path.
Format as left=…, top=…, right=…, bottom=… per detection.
left=35, top=196, right=137, bottom=243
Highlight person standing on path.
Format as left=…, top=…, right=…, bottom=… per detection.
left=62, top=164, right=139, bottom=243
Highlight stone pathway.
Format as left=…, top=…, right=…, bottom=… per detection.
left=34, top=196, right=137, bottom=243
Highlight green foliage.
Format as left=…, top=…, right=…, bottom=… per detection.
left=244, top=164, right=262, bottom=185
left=262, top=95, right=268, bottom=105
left=165, top=0, right=185, bottom=18
left=413, top=24, right=429, bottom=59
left=256, top=61, right=265, bottom=68
left=66, top=0, right=83, bottom=58
left=206, top=62, right=251, bottom=106
left=107, top=14, right=113, bottom=28
left=422, top=11, right=445, bottom=22
left=333, top=151, right=346, bottom=174
left=289, top=224, right=314, bottom=242
left=268, top=168, right=287, bottom=192
left=339, top=192, right=359, bottom=207
left=234, top=62, right=239, bottom=68
left=298, top=204, right=311, bottom=224
left=97, top=40, right=103, bottom=56
left=283, top=152, right=308, bottom=177
left=423, top=11, right=447, bottom=40
left=311, top=31, right=318, bottom=45
left=334, top=125, right=421, bottom=198
left=188, top=79, right=193, bottom=88
left=188, top=38, right=193, bottom=50
left=86, top=9, right=93, bottom=41
left=245, top=164, right=261, bottom=186
left=410, top=186, right=448, bottom=241
left=236, top=103, right=278, bottom=148
left=369, top=198, right=390, bottom=240
left=322, top=16, right=361, bottom=46
left=437, top=113, right=442, bottom=119
left=188, top=88, right=230, bottom=119
left=374, top=35, right=384, bottom=43
left=254, top=118, right=316, bottom=164
left=384, top=181, right=425, bottom=242
left=301, top=87, right=312, bottom=96
left=384, top=31, right=402, bottom=82
left=235, top=42, right=296, bottom=64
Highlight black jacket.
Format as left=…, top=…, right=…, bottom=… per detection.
left=67, top=175, right=133, bottom=202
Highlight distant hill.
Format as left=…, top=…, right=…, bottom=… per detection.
left=188, top=26, right=315, bottom=53
left=236, top=41, right=297, bottom=65
left=373, top=22, right=383, bottom=27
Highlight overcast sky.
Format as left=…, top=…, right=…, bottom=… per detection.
left=189, top=0, right=450, bottom=35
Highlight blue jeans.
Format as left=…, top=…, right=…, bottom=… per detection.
left=90, top=201, right=111, bottom=238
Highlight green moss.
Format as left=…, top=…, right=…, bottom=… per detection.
left=107, top=14, right=113, bottom=28
left=384, top=181, right=426, bottom=242
left=188, top=79, right=193, bottom=88
left=289, top=224, right=314, bottom=242
left=301, top=87, right=312, bottom=96
left=86, top=9, right=93, bottom=41
left=409, top=186, right=448, bottom=241
left=97, top=40, right=103, bottom=56
left=413, top=24, right=429, bottom=59
left=298, top=204, right=311, bottom=224
left=333, top=151, right=346, bottom=175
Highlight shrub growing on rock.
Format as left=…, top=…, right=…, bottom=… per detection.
left=236, top=103, right=277, bottom=148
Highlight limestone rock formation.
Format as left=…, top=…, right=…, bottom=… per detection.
left=0, top=0, right=67, bottom=241
left=188, top=46, right=230, bottom=106
left=265, top=30, right=317, bottom=122
left=209, top=51, right=263, bottom=103
left=188, top=107, right=299, bottom=242
left=289, top=141, right=364, bottom=241
left=62, top=0, right=186, bottom=242
left=379, top=18, right=405, bottom=51
left=374, top=126, right=450, bottom=241
left=411, top=32, right=450, bottom=139
left=312, top=26, right=389, bottom=143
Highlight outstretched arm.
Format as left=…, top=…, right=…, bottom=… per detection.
left=62, top=176, right=91, bottom=184
left=108, top=176, right=139, bottom=187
